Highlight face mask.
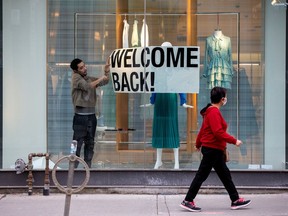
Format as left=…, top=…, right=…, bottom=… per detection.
left=222, top=97, right=227, bottom=106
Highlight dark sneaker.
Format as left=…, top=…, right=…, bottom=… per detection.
left=180, top=200, right=201, bottom=212
left=231, top=198, right=251, bottom=210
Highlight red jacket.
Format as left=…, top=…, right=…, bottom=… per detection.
left=196, top=106, right=237, bottom=151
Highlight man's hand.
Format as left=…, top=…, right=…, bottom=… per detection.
left=182, top=103, right=194, bottom=109
left=99, top=75, right=108, bottom=82
left=104, top=57, right=110, bottom=76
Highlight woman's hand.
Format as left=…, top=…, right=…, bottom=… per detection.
left=235, top=139, right=242, bottom=147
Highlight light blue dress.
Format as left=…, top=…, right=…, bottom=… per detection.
left=203, top=34, right=233, bottom=89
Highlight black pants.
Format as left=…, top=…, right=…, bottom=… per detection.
left=185, top=146, right=239, bottom=202
left=72, top=114, right=97, bottom=168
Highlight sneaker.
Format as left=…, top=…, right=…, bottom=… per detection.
left=231, top=198, right=251, bottom=210
left=180, top=200, right=201, bottom=212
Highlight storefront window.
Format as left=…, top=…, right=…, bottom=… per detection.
left=47, top=0, right=264, bottom=170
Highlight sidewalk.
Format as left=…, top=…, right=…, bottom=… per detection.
left=1, top=193, right=287, bottom=216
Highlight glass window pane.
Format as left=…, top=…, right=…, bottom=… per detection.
left=47, top=0, right=264, bottom=170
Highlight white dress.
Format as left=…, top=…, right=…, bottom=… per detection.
left=122, top=19, right=129, bottom=48
left=131, top=19, right=139, bottom=47
left=140, top=19, right=149, bottom=47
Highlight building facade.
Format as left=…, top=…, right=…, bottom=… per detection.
left=1, top=0, right=287, bottom=180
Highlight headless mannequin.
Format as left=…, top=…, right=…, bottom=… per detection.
left=154, top=148, right=179, bottom=169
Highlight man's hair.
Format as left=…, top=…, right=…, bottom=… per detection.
left=70, top=58, right=83, bottom=71
left=210, top=87, right=227, bottom=104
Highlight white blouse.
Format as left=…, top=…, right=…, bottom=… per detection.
left=122, top=19, right=129, bottom=48
left=140, top=19, right=149, bottom=47
left=131, top=19, right=139, bottom=47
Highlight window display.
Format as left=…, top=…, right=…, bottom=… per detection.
left=46, top=0, right=265, bottom=170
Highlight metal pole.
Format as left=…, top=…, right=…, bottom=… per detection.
left=63, top=158, right=75, bottom=216
left=52, top=155, right=90, bottom=216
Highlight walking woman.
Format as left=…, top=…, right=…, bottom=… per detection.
left=180, top=87, right=251, bottom=212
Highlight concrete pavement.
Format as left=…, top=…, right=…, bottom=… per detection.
left=1, top=193, right=288, bottom=216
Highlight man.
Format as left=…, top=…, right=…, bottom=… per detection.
left=70, top=58, right=110, bottom=168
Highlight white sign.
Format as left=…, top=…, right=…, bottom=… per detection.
left=110, top=46, right=200, bottom=93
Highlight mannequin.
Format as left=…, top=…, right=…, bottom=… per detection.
left=203, top=30, right=233, bottom=89
left=213, top=29, right=223, bottom=39
left=154, top=147, right=179, bottom=169
left=143, top=41, right=193, bottom=169
left=150, top=92, right=189, bottom=169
